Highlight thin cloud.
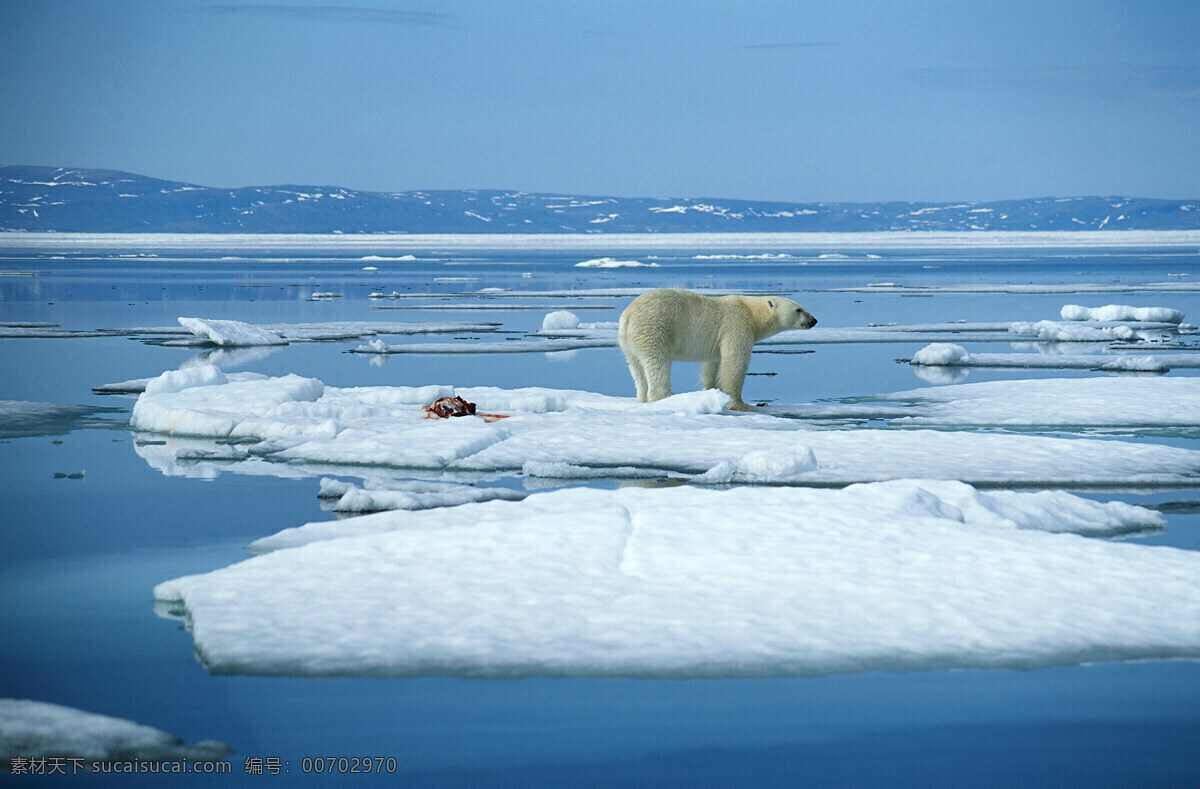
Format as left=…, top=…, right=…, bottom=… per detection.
left=202, top=5, right=451, bottom=26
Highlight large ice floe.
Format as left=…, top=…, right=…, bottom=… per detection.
left=789, top=377, right=1200, bottom=437
left=127, top=365, right=1200, bottom=486
left=0, top=699, right=231, bottom=764
left=151, top=480, right=1200, bottom=678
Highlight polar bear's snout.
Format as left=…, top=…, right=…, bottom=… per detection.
left=767, top=296, right=816, bottom=330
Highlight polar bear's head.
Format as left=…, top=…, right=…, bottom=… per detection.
left=766, top=297, right=818, bottom=331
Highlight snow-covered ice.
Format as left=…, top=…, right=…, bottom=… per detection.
left=1006, top=320, right=1174, bottom=343
left=798, top=376, right=1200, bottom=434
left=174, top=318, right=500, bottom=346
left=128, top=366, right=1200, bottom=486
left=575, top=257, right=658, bottom=268
left=1061, top=304, right=1185, bottom=324
left=540, top=310, right=580, bottom=331
left=911, top=343, right=971, bottom=366
left=178, top=317, right=288, bottom=347
left=823, top=282, right=1200, bottom=294
left=0, top=698, right=232, bottom=763
left=152, top=481, right=1196, bottom=678
left=317, top=476, right=524, bottom=513
left=909, top=343, right=1198, bottom=373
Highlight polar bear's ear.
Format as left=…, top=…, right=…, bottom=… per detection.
left=766, top=298, right=777, bottom=310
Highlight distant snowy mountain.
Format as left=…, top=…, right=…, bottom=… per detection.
left=2, top=165, right=1198, bottom=233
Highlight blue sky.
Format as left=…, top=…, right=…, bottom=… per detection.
left=2, top=0, right=1198, bottom=202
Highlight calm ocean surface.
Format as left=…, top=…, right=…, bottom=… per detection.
left=2, top=236, right=1199, bottom=786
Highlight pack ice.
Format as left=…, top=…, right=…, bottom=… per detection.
left=129, top=365, right=1200, bottom=486
left=909, top=343, right=1200, bottom=373
left=152, top=481, right=1200, bottom=678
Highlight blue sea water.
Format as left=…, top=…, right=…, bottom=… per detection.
left=1, top=238, right=1199, bottom=786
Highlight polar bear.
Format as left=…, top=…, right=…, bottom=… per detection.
left=618, top=288, right=817, bottom=411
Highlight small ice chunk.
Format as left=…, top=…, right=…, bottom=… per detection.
left=541, top=310, right=581, bottom=331
left=637, top=390, right=732, bottom=414
left=178, top=317, right=287, bottom=347
left=1009, top=320, right=1138, bottom=342
left=575, top=257, right=658, bottom=268
left=695, top=446, right=818, bottom=483
left=911, top=343, right=970, bottom=366
left=1100, top=356, right=1169, bottom=373
left=1061, top=304, right=1184, bottom=324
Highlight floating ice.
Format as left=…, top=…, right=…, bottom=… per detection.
left=911, top=343, right=971, bottom=366
left=351, top=337, right=615, bottom=354
left=0, top=319, right=502, bottom=346
left=131, top=366, right=325, bottom=438
left=1099, top=356, right=1170, bottom=373
left=575, top=257, right=658, bottom=268
left=1007, top=320, right=1160, bottom=343
left=129, top=368, right=1200, bottom=486
left=178, top=317, right=287, bottom=347
left=822, top=282, right=1200, bottom=294
left=0, top=325, right=132, bottom=339
left=908, top=344, right=1193, bottom=373
left=95, top=370, right=268, bottom=395
left=693, top=446, right=818, bottom=484
left=540, top=310, right=580, bottom=331
left=1061, top=304, right=1184, bottom=324
left=143, top=364, right=229, bottom=395
left=317, top=476, right=524, bottom=513
left=802, top=376, right=1200, bottom=434
left=153, top=481, right=1191, bottom=679
left=350, top=303, right=1192, bottom=356
left=0, top=698, right=232, bottom=763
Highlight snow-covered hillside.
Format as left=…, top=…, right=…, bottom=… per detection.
left=2, top=166, right=1198, bottom=233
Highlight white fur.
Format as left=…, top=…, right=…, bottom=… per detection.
left=617, top=288, right=817, bottom=411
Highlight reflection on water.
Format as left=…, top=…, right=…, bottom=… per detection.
left=2, top=239, right=1200, bottom=784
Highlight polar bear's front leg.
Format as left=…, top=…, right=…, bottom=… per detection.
left=718, top=336, right=753, bottom=411
left=700, top=360, right=719, bottom=391
left=643, top=350, right=673, bottom=402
